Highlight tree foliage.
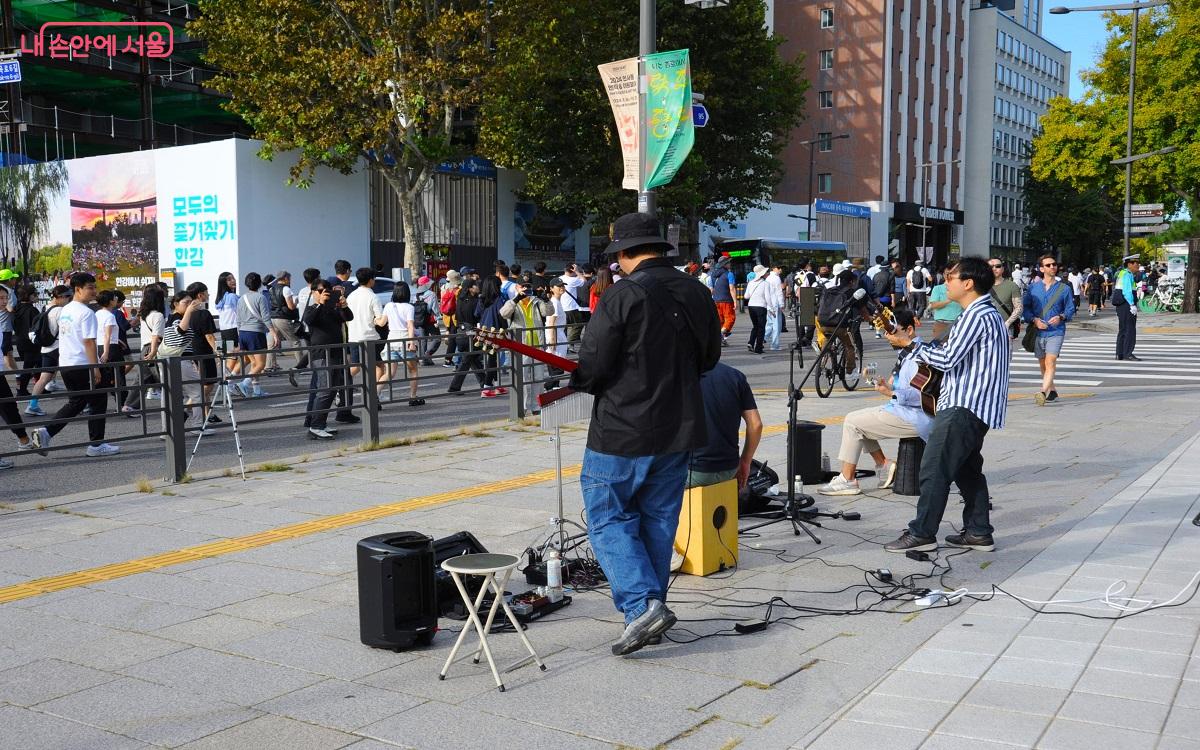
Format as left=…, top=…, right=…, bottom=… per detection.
left=1032, top=2, right=1200, bottom=220
left=1022, top=167, right=1122, bottom=268
left=479, top=0, right=806, bottom=228
left=0, top=161, right=69, bottom=275
left=192, top=0, right=490, bottom=272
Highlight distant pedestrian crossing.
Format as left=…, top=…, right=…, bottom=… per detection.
left=1009, top=334, right=1200, bottom=387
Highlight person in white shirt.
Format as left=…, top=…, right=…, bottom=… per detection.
left=905, top=262, right=932, bottom=318
left=345, top=267, right=389, bottom=391
left=31, top=273, right=119, bottom=457
left=94, top=290, right=122, bottom=410
left=213, top=271, right=242, bottom=377
left=1067, top=269, right=1083, bottom=309
left=381, top=281, right=422, bottom=407
left=763, top=264, right=785, bottom=351
left=559, top=262, right=586, bottom=346
left=24, top=285, right=71, bottom=417
left=743, top=265, right=771, bottom=354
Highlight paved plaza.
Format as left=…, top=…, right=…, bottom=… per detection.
left=1, top=327, right=1199, bottom=748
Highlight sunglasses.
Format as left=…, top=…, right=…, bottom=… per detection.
left=1042, top=263, right=1058, bottom=268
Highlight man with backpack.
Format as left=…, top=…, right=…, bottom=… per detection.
left=413, top=276, right=442, bottom=366
left=268, top=270, right=306, bottom=374
left=872, top=260, right=896, bottom=307
left=25, top=285, right=72, bottom=417
left=906, top=262, right=932, bottom=318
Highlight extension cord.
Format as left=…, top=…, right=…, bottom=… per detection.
left=915, top=589, right=946, bottom=607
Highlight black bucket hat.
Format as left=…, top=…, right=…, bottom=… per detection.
left=606, top=212, right=673, bottom=255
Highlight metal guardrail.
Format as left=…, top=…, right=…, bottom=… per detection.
left=0, top=325, right=581, bottom=483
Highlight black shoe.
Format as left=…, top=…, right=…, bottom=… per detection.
left=335, top=414, right=361, bottom=424
left=408, top=398, right=426, bottom=407
left=1125, top=354, right=1142, bottom=362
left=421, top=358, right=436, bottom=367
left=307, top=428, right=335, bottom=440
left=883, top=531, right=937, bottom=553
left=611, top=600, right=677, bottom=656
left=1047, top=390, right=1058, bottom=402
left=288, top=371, right=299, bottom=388
left=944, top=532, right=995, bottom=552
left=1115, top=356, right=1125, bottom=360
left=207, top=414, right=222, bottom=424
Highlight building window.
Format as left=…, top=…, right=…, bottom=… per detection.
left=818, top=173, right=833, bottom=193
left=820, top=8, right=834, bottom=28
left=818, top=90, right=833, bottom=109
left=817, top=132, right=833, bottom=152
left=819, top=49, right=833, bottom=70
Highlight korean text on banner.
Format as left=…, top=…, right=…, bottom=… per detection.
left=643, top=49, right=694, bottom=190
left=597, top=57, right=641, bottom=191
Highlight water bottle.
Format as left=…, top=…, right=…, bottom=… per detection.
left=821, top=452, right=831, bottom=473
left=546, top=549, right=563, bottom=591
left=864, top=361, right=879, bottom=386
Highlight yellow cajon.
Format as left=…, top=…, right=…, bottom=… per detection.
left=674, top=479, right=738, bottom=576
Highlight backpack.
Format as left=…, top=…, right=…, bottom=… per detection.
left=909, top=269, right=926, bottom=290
left=412, top=298, right=433, bottom=330
left=817, top=284, right=858, bottom=329
left=439, top=288, right=457, bottom=315
left=872, top=268, right=894, bottom=298
left=31, top=308, right=57, bottom=348
left=269, top=284, right=297, bottom=321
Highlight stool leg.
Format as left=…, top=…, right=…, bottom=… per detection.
left=472, top=574, right=507, bottom=665
left=457, top=572, right=504, bottom=690
left=494, top=567, right=546, bottom=672
left=439, top=571, right=494, bottom=684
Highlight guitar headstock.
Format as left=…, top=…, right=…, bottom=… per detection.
left=474, top=326, right=502, bottom=354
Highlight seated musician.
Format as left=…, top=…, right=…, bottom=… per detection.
left=818, top=309, right=931, bottom=496
left=686, top=361, right=763, bottom=489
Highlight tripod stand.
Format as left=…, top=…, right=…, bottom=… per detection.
left=740, top=296, right=864, bottom=544
left=186, top=355, right=247, bottom=480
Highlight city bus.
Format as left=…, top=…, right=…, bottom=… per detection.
left=714, top=238, right=851, bottom=283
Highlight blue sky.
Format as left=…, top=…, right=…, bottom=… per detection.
left=1042, top=10, right=1112, bottom=99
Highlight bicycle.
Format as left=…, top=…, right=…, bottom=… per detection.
left=811, top=325, right=862, bottom=398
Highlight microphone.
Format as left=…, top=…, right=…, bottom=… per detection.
left=851, top=287, right=883, bottom=315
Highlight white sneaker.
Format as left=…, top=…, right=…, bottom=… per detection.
left=85, top=443, right=121, bottom=457
left=46, top=381, right=64, bottom=392
left=30, top=427, right=50, bottom=456
left=0, top=456, right=13, bottom=470
left=147, top=389, right=162, bottom=401
left=818, top=474, right=861, bottom=496
left=877, top=460, right=898, bottom=490
left=24, top=405, right=45, bottom=416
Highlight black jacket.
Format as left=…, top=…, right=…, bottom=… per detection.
left=303, top=300, right=353, bottom=355
left=569, top=257, right=722, bottom=456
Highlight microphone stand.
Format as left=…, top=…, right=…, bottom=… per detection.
left=741, top=296, right=865, bottom=542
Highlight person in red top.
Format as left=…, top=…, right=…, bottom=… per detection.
left=589, top=267, right=613, bottom=310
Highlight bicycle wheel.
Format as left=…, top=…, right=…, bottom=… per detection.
left=814, top=346, right=836, bottom=398
left=840, top=341, right=863, bottom=391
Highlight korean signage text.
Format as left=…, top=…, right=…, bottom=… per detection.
left=172, top=194, right=235, bottom=269
left=20, top=22, right=174, bottom=60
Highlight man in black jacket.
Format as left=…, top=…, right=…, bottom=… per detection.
left=569, top=213, right=722, bottom=656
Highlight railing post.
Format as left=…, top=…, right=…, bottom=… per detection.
left=160, top=357, right=187, bottom=482
left=509, top=348, right=525, bottom=420
left=361, top=342, right=381, bottom=446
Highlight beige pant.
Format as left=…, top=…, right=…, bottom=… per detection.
left=838, top=405, right=921, bottom=466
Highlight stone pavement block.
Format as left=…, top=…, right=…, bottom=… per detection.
left=841, top=693, right=955, bottom=732
left=0, top=658, right=118, bottom=707
left=121, top=646, right=325, bottom=705
left=215, top=593, right=338, bottom=623
left=803, top=719, right=928, bottom=750
left=936, top=703, right=1052, bottom=746
left=661, top=717, right=753, bottom=750
left=359, top=653, right=517, bottom=704
left=1073, top=666, right=1180, bottom=704
left=1018, top=618, right=1111, bottom=645
left=157, top=512, right=278, bottom=539
left=256, top=678, right=425, bottom=733
left=1056, top=691, right=1169, bottom=733
left=35, top=676, right=258, bottom=747
left=56, top=524, right=219, bottom=562
left=871, top=670, right=977, bottom=704
left=153, top=613, right=280, bottom=649
left=1102, top=624, right=1196, bottom=655
left=31, top=589, right=207, bottom=632
left=1036, top=718, right=1157, bottom=750
left=1165, top=706, right=1200, bottom=741
left=278, top=602, right=362, bottom=641
left=0, top=547, right=100, bottom=577
left=359, top=700, right=612, bottom=750
left=295, top=578, right=359, bottom=607
left=1002, top=636, right=1097, bottom=666
left=1088, top=644, right=1190, bottom=678
left=918, top=733, right=1020, bottom=750
left=923, top=626, right=1017, bottom=657
left=962, top=679, right=1067, bottom=717
left=0, top=644, right=35, bottom=671
left=0, top=704, right=150, bottom=749
left=177, top=714, right=359, bottom=750
left=91, top=571, right=263, bottom=610
left=1159, top=738, right=1200, bottom=750
left=898, top=648, right=995, bottom=679
left=982, top=655, right=1086, bottom=690
left=180, top=560, right=339, bottom=595
left=340, top=741, right=407, bottom=750
left=225, top=628, right=408, bottom=681
left=1178, top=679, right=1200, bottom=709
left=0, top=607, right=187, bottom=670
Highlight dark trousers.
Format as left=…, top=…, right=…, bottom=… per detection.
left=566, top=310, right=585, bottom=343
left=909, top=407, right=992, bottom=539
left=47, top=367, right=108, bottom=445
left=305, top=350, right=350, bottom=430
left=0, top=374, right=28, bottom=440
left=16, top=347, right=38, bottom=392
left=443, top=320, right=459, bottom=361
left=124, top=344, right=160, bottom=409
left=448, top=339, right=489, bottom=391
left=747, top=306, right=767, bottom=352
left=1115, top=303, right=1137, bottom=359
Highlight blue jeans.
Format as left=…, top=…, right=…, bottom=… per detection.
left=580, top=448, right=689, bottom=624
left=765, top=310, right=781, bottom=350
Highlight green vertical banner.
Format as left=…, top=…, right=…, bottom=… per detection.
left=643, top=49, right=694, bottom=190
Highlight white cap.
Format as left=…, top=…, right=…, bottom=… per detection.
left=832, top=262, right=845, bottom=275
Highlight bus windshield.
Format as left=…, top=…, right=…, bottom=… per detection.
left=714, top=238, right=850, bottom=282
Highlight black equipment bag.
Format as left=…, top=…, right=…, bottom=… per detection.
left=816, top=284, right=857, bottom=329
left=738, top=459, right=779, bottom=514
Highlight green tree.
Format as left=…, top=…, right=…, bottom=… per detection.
left=192, top=0, right=490, bottom=273
left=1022, top=167, right=1122, bottom=268
left=0, top=161, right=68, bottom=276
left=479, top=0, right=806, bottom=234
left=1032, top=3, right=1200, bottom=214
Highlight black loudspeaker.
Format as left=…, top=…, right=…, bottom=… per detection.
left=357, top=532, right=439, bottom=650
left=796, top=287, right=817, bottom=327
left=791, top=420, right=827, bottom=484
left=433, top=531, right=488, bottom=616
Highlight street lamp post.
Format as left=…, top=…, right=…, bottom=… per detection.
left=788, top=133, right=850, bottom=240
left=1050, top=0, right=1169, bottom=256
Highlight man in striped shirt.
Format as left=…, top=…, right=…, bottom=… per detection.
left=882, top=257, right=1010, bottom=553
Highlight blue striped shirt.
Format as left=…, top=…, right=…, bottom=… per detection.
left=914, top=295, right=1010, bottom=429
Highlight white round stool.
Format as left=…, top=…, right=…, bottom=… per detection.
left=438, top=553, right=547, bottom=691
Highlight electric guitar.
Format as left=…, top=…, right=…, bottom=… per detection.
left=472, top=327, right=580, bottom=408
left=865, top=306, right=943, bottom=416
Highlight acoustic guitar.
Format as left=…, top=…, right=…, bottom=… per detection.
left=472, top=327, right=580, bottom=408
left=865, top=306, right=943, bottom=416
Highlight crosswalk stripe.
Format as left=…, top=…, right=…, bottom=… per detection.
left=1006, top=333, right=1200, bottom=386
left=1010, top=378, right=1102, bottom=386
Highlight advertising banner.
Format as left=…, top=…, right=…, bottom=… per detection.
left=643, top=49, right=694, bottom=190
left=597, top=57, right=641, bottom=191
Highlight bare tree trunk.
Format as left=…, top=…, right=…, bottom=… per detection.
left=379, top=167, right=425, bottom=276
left=1184, top=238, right=1200, bottom=314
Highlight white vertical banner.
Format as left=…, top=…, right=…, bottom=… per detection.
left=598, top=57, right=641, bottom=191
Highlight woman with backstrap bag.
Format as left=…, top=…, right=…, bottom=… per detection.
left=1021, top=254, right=1075, bottom=406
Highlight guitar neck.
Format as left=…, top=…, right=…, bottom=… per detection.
left=481, top=333, right=578, bottom=372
